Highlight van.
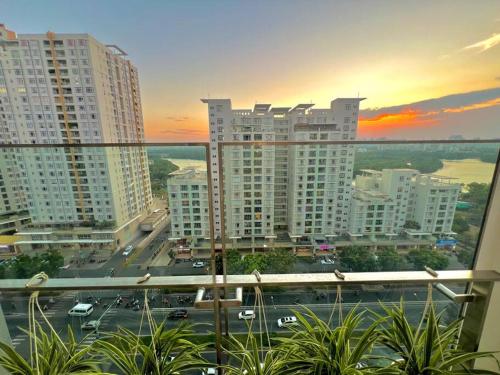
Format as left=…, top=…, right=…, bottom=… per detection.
left=123, top=245, right=134, bottom=256
left=68, top=303, right=94, bottom=317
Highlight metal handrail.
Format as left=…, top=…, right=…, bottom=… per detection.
left=0, top=270, right=499, bottom=292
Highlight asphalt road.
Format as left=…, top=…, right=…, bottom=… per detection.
left=2, top=285, right=459, bottom=359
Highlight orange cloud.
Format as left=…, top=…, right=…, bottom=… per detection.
left=359, top=96, right=500, bottom=137
left=144, top=116, right=208, bottom=142
left=443, top=97, right=500, bottom=113
left=359, top=108, right=438, bottom=128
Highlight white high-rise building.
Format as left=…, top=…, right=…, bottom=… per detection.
left=351, top=169, right=460, bottom=236
left=201, top=98, right=364, bottom=242
left=0, top=25, right=152, bottom=252
left=167, top=168, right=210, bottom=240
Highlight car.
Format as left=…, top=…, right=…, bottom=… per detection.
left=68, top=303, right=94, bottom=317
left=81, top=320, right=100, bottom=330
left=123, top=245, right=134, bottom=256
left=168, top=309, right=188, bottom=320
left=277, top=316, right=298, bottom=328
left=238, top=310, right=256, bottom=320
left=320, top=258, right=335, bottom=265
left=192, top=261, right=205, bottom=268
left=201, top=368, right=218, bottom=375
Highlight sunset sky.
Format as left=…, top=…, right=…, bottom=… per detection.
left=2, top=0, right=500, bottom=140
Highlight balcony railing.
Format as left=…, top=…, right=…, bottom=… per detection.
left=0, top=139, right=497, bottom=372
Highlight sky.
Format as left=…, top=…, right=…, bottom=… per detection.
left=2, top=0, right=500, bottom=140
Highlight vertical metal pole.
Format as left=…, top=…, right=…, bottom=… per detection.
left=217, top=143, right=230, bottom=336
left=0, top=304, right=11, bottom=375
left=205, top=144, right=223, bottom=366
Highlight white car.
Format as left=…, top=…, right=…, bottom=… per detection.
left=201, top=368, right=217, bottom=375
left=81, top=320, right=100, bottom=330
left=277, top=316, right=298, bottom=328
left=320, top=258, right=335, bottom=265
left=238, top=310, right=256, bottom=320
left=123, top=245, right=134, bottom=256
left=192, top=261, right=205, bottom=268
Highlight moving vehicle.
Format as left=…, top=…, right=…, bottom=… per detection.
left=238, top=310, right=256, bottom=320
left=168, top=309, right=188, bottom=320
left=320, top=257, right=335, bottom=265
left=68, top=303, right=94, bottom=317
left=277, top=316, right=298, bottom=328
left=81, top=320, right=100, bottom=330
left=192, top=261, right=205, bottom=268
left=123, top=245, right=134, bottom=256
left=201, top=369, right=217, bottom=375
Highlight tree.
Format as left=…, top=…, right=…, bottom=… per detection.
left=403, top=220, right=421, bottom=230
left=340, top=246, right=378, bottom=272
left=457, top=248, right=474, bottom=268
left=406, top=248, right=449, bottom=271
left=225, top=249, right=243, bottom=274
left=266, top=248, right=296, bottom=274
left=240, top=253, right=268, bottom=274
left=462, top=182, right=490, bottom=207
left=0, top=250, right=64, bottom=279
left=452, top=214, right=469, bottom=234
left=377, top=247, right=403, bottom=271
left=226, top=248, right=296, bottom=274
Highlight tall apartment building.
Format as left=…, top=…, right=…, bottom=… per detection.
left=167, top=168, right=210, bottom=240
left=201, top=98, right=364, bottom=242
left=0, top=24, right=152, bottom=252
left=350, top=169, right=460, bottom=236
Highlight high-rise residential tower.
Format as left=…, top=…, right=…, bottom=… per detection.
left=200, top=98, right=364, bottom=242
left=0, top=24, right=153, bottom=252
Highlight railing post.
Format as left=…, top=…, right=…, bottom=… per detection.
left=205, top=144, right=223, bottom=367
left=0, top=304, right=11, bottom=375
left=467, top=151, right=500, bottom=371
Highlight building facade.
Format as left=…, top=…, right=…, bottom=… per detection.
left=351, top=169, right=460, bottom=236
left=200, top=98, right=364, bottom=242
left=0, top=24, right=152, bottom=253
left=167, top=169, right=210, bottom=240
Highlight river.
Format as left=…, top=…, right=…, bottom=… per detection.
left=166, top=157, right=495, bottom=186
left=165, top=158, right=207, bottom=171
left=434, top=159, right=495, bottom=186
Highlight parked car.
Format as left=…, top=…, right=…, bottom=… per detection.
left=81, top=320, right=100, bottom=331
left=320, top=257, right=335, bottom=265
left=238, top=310, right=256, bottom=320
left=277, top=316, right=298, bottom=328
left=168, top=309, right=188, bottom=320
left=192, top=261, right=205, bottom=268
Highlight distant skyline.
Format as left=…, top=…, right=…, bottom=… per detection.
left=2, top=0, right=499, bottom=140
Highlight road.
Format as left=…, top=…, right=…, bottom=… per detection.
left=2, top=285, right=459, bottom=359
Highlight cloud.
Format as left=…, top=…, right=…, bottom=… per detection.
left=160, top=128, right=207, bottom=135
left=165, top=116, right=190, bottom=122
left=442, top=97, right=500, bottom=113
left=359, top=108, right=438, bottom=127
left=463, top=33, right=500, bottom=53
left=359, top=88, right=500, bottom=139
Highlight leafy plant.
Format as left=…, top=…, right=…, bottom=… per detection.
left=96, top=320, right=209, bottom=374
left=274, top=306, right=394, bottom=374
left=224, top=332, right=292, bottom=375
left=375, top=301, right=500, bottom=374
left=0, top=323, right=103, bottom=374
